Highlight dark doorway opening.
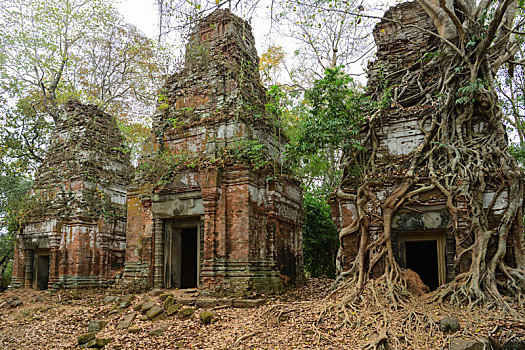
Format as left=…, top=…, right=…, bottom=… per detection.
left=32, top=251, right=50, bottom=290
left=405, top=240, right=439, bottom=290
left=37, top=255, right=49, bottom=290
left=180, top=227, right=198, bottom=288
left=164, top=223, right=199, bottom=289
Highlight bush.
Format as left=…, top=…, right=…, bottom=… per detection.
left=302, top=192, right=339, bottom=278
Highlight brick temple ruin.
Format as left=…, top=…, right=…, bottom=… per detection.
left=10, top=10, right=303, bottom=294
left=121, top=10, right=303, bottom=294
left=11, top=101, right=132, bottom=289
left=331, top=1, right=523, bottom=291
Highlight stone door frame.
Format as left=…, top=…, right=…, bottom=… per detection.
left=396, top=231, right=447, bottom=287
left=163, top=217, right=203, bottom=289
left=31, top=248, right=51, bottom=290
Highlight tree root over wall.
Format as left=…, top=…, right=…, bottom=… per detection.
left=324, top=0, right=525, bottom=347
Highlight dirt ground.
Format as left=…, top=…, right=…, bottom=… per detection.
left=0, top=278, right=523, bottom=349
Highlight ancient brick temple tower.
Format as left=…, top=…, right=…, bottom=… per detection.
left=11, top=101, right=132, bottom=289
left=331, top=2, right=523, bottom=290
left=123, top=9, right=303, bottom=294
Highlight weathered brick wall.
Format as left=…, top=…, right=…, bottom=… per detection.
left=123, top=10, right=303, bottom=295
left=367, top=1, right=440, bottom=103
left=11, top=100, right=132, bottom=289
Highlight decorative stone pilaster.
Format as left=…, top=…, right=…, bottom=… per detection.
left=153, top=218, right=164, bottom=288
left=24, top=249, right=33, bottom=288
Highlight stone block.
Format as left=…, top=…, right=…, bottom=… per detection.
left=195, top=299, right=218, bottom=308
left=149, top=289, right=163, bottom=296
left=88, top=320, right=107, bottom=332
left=232, top=299, right=265, bottom=308
left=141, top=301, right=155, bottom=314
left=159, top=293, right=173, bottom=302
left=128, top=327, right=141, bottom=334
left=146, top=306, right=163, bottom=320
left=116, top=313, right=136, bottom=330
left=178, top=308, right=194, bottom=318
left=177, top=298, right=196, bottom=305
left=119, top=300, right=131, bottom=309
left=440, top=316, right=460, bottom=333
left=77, top=332, right=96, bottom=345
left=166, top=304, right=181, bottom=316
left=450, top=338, right=486, bottom=350
left=148, top=324, right=169, bottom=336
left=199, top=311, right=214, bottom=324
left=163, top=296, right=175, bottom=309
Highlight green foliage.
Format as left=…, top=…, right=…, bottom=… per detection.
left=265, top=85, right=287, bottom=124
left=0, top=171, right=33, bottom=234
left=137, top=138, right=273, bottom=189
left=227, top=140, right=270, bottom=170
left=509, top=143, right=525, bottom=169
left=456, top=79, right=487, bottom=104
left=0, top=0, right=158, bottom=165
left=0, top=171, right=33, bottom=291
left=302, top=192, right=339, bottom=278
left=0, top=101, right=52, bottom=175
left=137, top=150, right=191, bottom=186
left=300, top=66, right=366, bottom=153
left=1, top=259, right=13, bottom=291
left=287, top=66, right=369, bottom=192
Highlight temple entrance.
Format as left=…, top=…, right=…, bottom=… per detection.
left=163, top=221, right=200, bottom=289
left=396, top=232, right=446, bottom=291
left=32, top=250, right=50, bottom=290
left=406, top=240, right=439, bottom=290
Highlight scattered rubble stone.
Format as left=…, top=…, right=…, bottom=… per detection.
left=199, top=311, right=214, bottom=324
left=440, top=316, right=460, bottom=333
left=177, top=298, right=195, bottom=306
left=159, top=293, right=173, bottom=302
left=146, top=306, right=163, bottom=320
left=32, top=295, right=44, bottom=303
left=10, top=300, right=23, bottom=308
left=503, top=340, right=525, bottom=350
left=88, top=320, right=107, bottom=333
left=196, top=299, right=218, bottom=308
left=124, top=295, right=135, bottom=302
left=178, top=308, right=194, bottom=318
left=119, top=300, right=131, bottom=309
left=6, top=296, right=19, bottom=304
left=232, top=299, right=265, bottom=308
left=77, top=332, right=96, bottom=345
left=132, top=302, right=143, bottom=311
left=450, top=338, right=485, bottom=350
left=116, top=314, right=136, bottom=330
left=149, top=289, right=163, bottom=296
left=107, top=309, right=120, bottom=316
left=166, top=305, right=181, bottom=316
left=148, top=324, right=169, bottom=336
left=141, top=301, right=155, bottom=314
left=163, top=296, right=175, bottom=309
left=79, top=337, right=113, bottom=349
left=103, top=296, right=119, bottom=304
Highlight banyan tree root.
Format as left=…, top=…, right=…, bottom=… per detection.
left=332, top=0, right=525, bottom=318
left=261, top=278, right=524, bottom=349
left=316, top=278, right=449, bottom=349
